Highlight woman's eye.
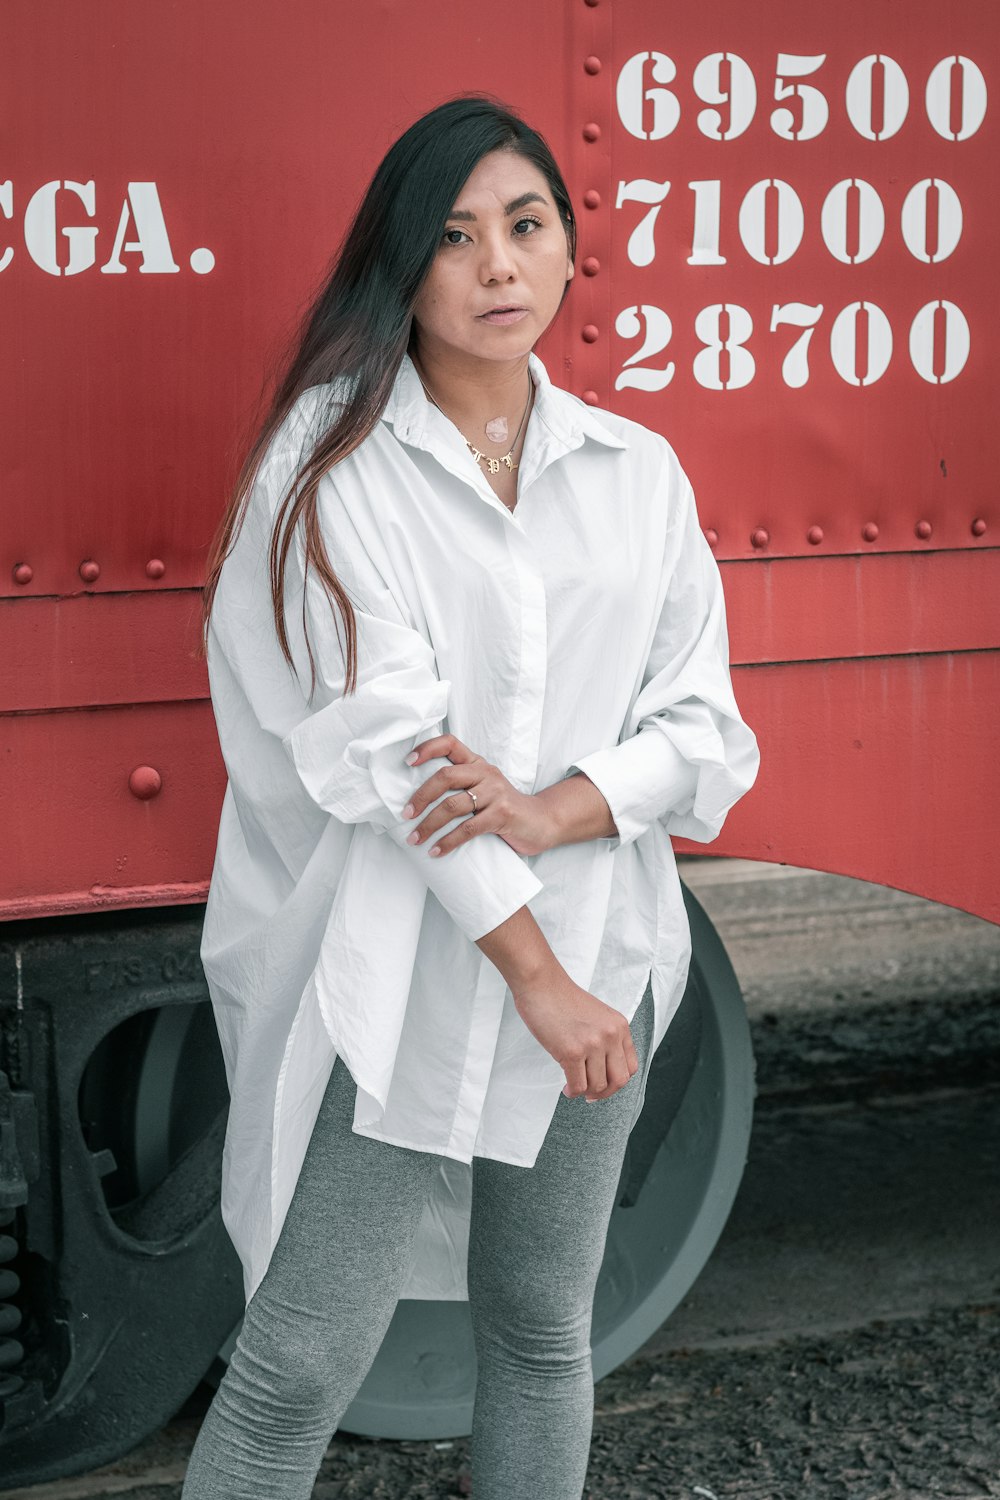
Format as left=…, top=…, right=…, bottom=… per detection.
left=513, top=216, right=542, bottom=236
left=442, top=228, right=470, bottom=246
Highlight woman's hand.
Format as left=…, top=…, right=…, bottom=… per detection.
left=400, top=734, right=559, bottom=857
left=513, top=966, right=641, bottom=1102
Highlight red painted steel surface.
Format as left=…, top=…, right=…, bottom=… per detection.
left=2, top=0, right=997, bottom=922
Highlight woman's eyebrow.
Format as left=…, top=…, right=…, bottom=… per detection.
left=447, top=192, right=548, bottom=223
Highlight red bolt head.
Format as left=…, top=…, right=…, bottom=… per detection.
left=806, top=525, right=824, bottom=545
left=13, top=562, right=33, bottom=585
left=583, top=189, right=601, bottom=210
left=915, top=520, right=932, bottom=540
left=971, top=517, right=987, bottom=536
left=582, top=389, right=600, bottom=405
left=79, top=558, right=101, bottom=583
left=582, top=122, right=601, bottom=142
left=862, top=522, right=879, bottom=542
left=705, top=528, right=719, bottom=548
left=581, top=324, right=600, bottom=343
left=146, top=558, right=166, bottom=579
left=129, top=765, right=163, bottom=801
left=584, top=55, right=602, bottom=75
left=582, top=256, right=601, bottom=276
left=750, top=528, right=770, bottom=549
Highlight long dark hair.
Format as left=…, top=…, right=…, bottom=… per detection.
left=198, top=95, right=577, bottom=697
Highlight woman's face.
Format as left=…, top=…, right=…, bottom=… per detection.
left=410, top=148, right=574, bottom=367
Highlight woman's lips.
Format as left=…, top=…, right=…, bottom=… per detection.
left=478, top=307, right=529, bottom=325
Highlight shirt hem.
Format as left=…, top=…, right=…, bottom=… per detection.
left=350, top=1120, right=535, bottom=1168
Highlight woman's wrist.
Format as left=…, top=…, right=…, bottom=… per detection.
left=534, top=773, right=618, bottom=849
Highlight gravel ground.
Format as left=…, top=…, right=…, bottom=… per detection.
left=9, top=1299, right=996, bottom=1499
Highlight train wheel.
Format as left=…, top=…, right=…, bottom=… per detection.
left=211, top=878, right=755, bottom=1438
left=0, top=908, right=243, bottom=1487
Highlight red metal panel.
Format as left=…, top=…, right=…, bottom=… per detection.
left=2, top=701, right=218, bottom=917
left=601, top=0, right=996, bottom=560
left=702, top=650, right=1000, bottom=927
left=2, top=0, right=998, bottom=925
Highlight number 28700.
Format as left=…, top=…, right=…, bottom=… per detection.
left=617, top=301, right=969, bottom=391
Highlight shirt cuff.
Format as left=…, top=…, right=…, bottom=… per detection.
left=565, top=725, right=699, bottom=849
left=385, top=818, right=544, bottom=942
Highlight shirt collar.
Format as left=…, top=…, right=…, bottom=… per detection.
left=382, top=349, right=628, bottom=454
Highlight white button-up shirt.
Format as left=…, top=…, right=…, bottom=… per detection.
left=200, top=350, right=760, bottom=1305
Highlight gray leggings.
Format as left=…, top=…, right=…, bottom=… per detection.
left=182, top=983, right=655, bottom=1500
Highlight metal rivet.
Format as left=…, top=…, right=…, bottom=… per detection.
left=79, top=558, right=100, bottom=582
left=583, top=189, right=601, bottom=210
left=584, top=0, right=599, bottom=7
left=146, top=558, right=166, bottom=579
left=582, top=389, right=600, bottom=405
left=13, top=562, right=33, bottom=585
left=705, top=528, right=719, bottom=548
left=582, top=122, right=601, bottom=142
left=806, top=525, right=824, bottom=545
left=971, top=517, right=987, bottom=536
left=750, top=528, right=770, bottom=549
left=915, top=520, right=932, bottom=540
left=582, top=256, right=601, bottom=276
left=128, top=766, right=163, bottom=801
left=862, top=522, right=879, bottom=542
left=581, top=324, right=600, bottom=343
left=584, top=55, right=602, bottom=75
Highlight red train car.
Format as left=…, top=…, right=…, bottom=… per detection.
left=1, top=0, right=996, bottom=1482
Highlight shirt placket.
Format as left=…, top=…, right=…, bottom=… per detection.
left=397, top=417, right=554, bottom=1156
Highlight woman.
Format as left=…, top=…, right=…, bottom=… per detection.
left=186, top=95, right=759, bottom=1499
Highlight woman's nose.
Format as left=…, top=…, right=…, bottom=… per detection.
left=478, top=231, right=516, bottom=282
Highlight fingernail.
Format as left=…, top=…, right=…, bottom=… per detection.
left=406, top=831, right=420, bottom=844
left=429, top=846, right=441, bottom=857
left=405, top=751, right=419, bottom=765
left=402, top=803, right=415, bottom=818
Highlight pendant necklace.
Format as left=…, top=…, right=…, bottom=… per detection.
left=415, top=366, right=534, bottom=475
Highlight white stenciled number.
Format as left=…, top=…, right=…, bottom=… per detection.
left=616, top=52, right=681, bottom=140
left=771, top=53, right=829, bottom=140
left=926, top=56, right=988, bottom=141
left=769, top=303, right=824, bottom=387
left=615, top=179, right=671, bottom=267
left=821, top=179, right=885, bottom=264
left=687, top=181, right=726, bottom=265
left=846, top=55, right=910, bottom=140
left=900, top=179, right=963, bottom=263
left=694, top=304, right=755, bottom=390
left=693, top=52, right=756, bottom=139
left=909, top=300, right=970, bottom=383
left=830, top=301, right=893, bottom=386
left=614, top=305, right=675, bottom=391
left=739, top=179, right=804, bottom=265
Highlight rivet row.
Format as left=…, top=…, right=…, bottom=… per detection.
left=699, top=521, right=989, bottom=549
left=10, top=558, right=168, bottom=585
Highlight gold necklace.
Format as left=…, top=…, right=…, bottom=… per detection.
left=415, top=367, right=533, bottom=475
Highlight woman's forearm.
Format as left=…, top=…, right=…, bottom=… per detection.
left=475, top=903, right=563, bottom=991
left=474, top=774, right=617, bottom=991
left=534, top=771, right=618, bottom=848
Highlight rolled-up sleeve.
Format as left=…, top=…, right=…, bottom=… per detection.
left=565, top=451, right=760, bottom=849
left=275, top=469, right=543, bottom=943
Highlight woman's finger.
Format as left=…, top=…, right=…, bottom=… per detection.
left=562, top=1056, right=589, bottom=1099
left=584, top=1049, right=609, bottom=1102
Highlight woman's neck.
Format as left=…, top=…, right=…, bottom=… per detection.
left=409, top=341, right=533, bottom=440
